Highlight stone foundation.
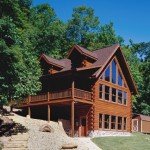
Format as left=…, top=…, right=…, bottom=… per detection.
left=88, top=130, right=132, bottom=138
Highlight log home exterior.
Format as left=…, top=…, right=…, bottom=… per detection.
left=17, top=44, right=137, bottom=137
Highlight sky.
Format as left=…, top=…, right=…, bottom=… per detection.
left=33, top=0, right=150, bottom=44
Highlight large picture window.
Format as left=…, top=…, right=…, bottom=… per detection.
left=99, top=84, right=127, bottom=105
left=99, top=114, right=127, bottom=131
left=101, top=58, right=127, bottom=88
left=99, top=58, right=128, bottom=105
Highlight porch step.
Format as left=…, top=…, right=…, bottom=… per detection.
left=3, top=148, right=27, bottom=150
left=2, top=133, right=29, bottom=150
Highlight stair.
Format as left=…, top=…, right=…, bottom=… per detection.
left=2, top=133, right=29, bottom=150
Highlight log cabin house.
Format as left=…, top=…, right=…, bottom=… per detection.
left=18, top=44, right=137, bottom=137
left=132, top=114, right=150, bottom=133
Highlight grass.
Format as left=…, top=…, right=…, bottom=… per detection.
left=92, top=133, right=150, bottom=150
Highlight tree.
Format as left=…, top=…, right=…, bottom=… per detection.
left=29, top=4, right=67, bottom=58
left=66, top=6, right=100, bottom=49
left=0, top=0, right=41, bottom=105
left=98, top=22, right=124, bottom=46
left=133, top=42, right=150, bottom=115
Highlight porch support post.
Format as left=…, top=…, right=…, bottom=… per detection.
left=48, top=105, right=50, bottom=122
left=72, top=80, right=75, bottom=98
left=28, top=106, right=31, bottom=118
left=71, top=100, right=74, bottom=137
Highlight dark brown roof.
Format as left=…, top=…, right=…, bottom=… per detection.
left=93, top=44, right=119, bottom=66
left=59, top=59, right=71, bottom=71
left=40, top=54, right=64, bottom=68
left=140, top=115, right=150, bottom=121
left=68, top=45, right=98, bottom=60
left=40, top=44, right=137, bottom=94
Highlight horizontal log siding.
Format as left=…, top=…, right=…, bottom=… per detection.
left=93, top=81, right=132, bottom=132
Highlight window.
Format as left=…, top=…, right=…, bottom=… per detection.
left=124, top=117, right=127, bottom=130
left=104, top=114, right=110, bottom=129
left=99, top=84, right=127, bottom=105
left=99, top=114, right=126, bottom=131
left=118, top=90, right=122, bottom=104
left=123, top=92, right=127, bottom=105
left=111, top=116, right=116, bottom=129
left=105, top=66, right=110, bottom=82
left=99, top=114, right=102, bottom=128
left=112, top=60, right=117, bottom=84
left=105, top=86, right=110, bottom=100
left=118, top=117, right=122, bottom=130
left=112, top=88, right=116, bottom=102
left=118, top=71, right=123, bottom=86
left=99, top=84, right=103, bottom=99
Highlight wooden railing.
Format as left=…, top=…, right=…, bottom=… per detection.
left=74, top=88, right=92, bottom=101
left=21, top=88, right=92, bottom=105
left=30, top=94, right=48, bottom=103
left=50, top=89, right=72, bottom=100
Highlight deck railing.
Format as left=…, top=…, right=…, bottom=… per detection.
left=50, top=88, right=72, bottom=100
left=21, top=88, right=92, bottom=105
left=74, top=88, right=92, bottom=101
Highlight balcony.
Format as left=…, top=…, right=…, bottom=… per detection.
left=19, top=88, right=93, bottom=107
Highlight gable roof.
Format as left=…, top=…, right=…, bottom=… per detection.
left=140, top=115, right=150, bottom=121
left=133, top=114, right=150, bottom=122
left=40, top=44, right=137, bottom=94
left=68, top=45, right=98, bottom=61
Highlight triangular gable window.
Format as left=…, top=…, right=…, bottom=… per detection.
left=101, top=58, right=127, bottom=88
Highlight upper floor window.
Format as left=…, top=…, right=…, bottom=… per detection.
left=99, top=84, right=127, bottom=105
left=112, top=60, right=117, bottom=84
left=105, top=65, right=110, bottom=82
left=101, top=58, right=127, bottom=88
left=118, top=71, right=123, bottom=86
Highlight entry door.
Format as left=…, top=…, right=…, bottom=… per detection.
left=80, top=117, right=87, bottom=136
left=132, top=119, right=138, bottom=132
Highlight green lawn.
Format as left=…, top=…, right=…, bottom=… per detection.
left=92, top=133, right=150, bottom=150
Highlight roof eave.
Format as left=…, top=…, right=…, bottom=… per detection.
left=40, top=54, right=64, bottom=69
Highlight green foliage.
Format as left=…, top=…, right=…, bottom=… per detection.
left=66, top=6, right=100, bottom=49
left=98, top=22, right=124, bottom=46
left=0, top=1, right=149, bottom=115
left=129, top=42, right=150, bottom=115
left=0, top=0, right=41, bottom=104
left=29, top=4, right=67, bottom=58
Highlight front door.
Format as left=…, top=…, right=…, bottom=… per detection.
left=80, top=117, right=87, bottom=136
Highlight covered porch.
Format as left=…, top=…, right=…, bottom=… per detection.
left=17, top=70, right=96, bottom=137
left=22, top=100, right=93, bottom=137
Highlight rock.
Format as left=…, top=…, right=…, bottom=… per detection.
left=39, top=124, right=54, bottom=133
left=0, top=117, right=14, bottom=125
left=26, top=115, right=30, bottom=119
left=61, top=143, right=78, bottom=149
